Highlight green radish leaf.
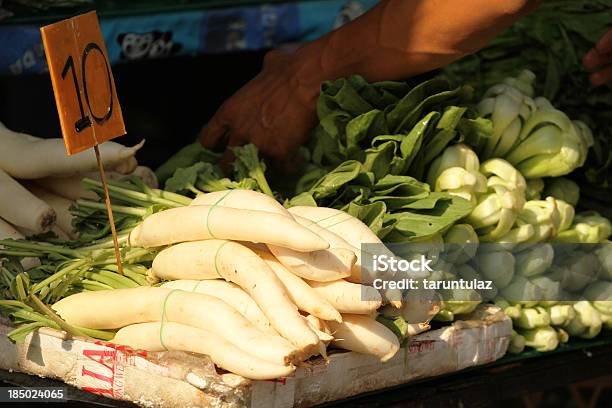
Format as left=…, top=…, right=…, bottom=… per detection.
left=165, top=162, right=207, bottom=194
left=231, top=144, right=274, bottom=196
left=156, top=143, right=220, bottom=184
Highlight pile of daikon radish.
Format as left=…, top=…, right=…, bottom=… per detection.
left=0, top=121, right=151, bottom=242
left=51, top=189, right=438, bottom=380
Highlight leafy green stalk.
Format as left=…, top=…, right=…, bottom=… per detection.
left=231, top=144, right=274, bottom=197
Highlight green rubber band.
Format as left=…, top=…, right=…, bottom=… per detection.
left=205, top=190, right=233, bottom=238
left=159, top=289, right=180, bottom=350
left=191, top=280, right=202, bottom=292
left=314, top=212, right=352, bottom=229
left=213, top=241, right=231, bottom=278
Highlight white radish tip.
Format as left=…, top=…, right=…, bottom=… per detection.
left=126, top=139, right=146, bottom=155
left=127, top=225, right=141, bottom=247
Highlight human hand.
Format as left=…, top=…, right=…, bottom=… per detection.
left=583, top=29, right=612, bottom=86
left=198, top=50, right=320, bottom=168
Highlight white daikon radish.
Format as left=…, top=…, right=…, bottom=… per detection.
left=35, top=175, right=96, bottom=200
left=112, top=156, right=138, bottom=174
left=305, top=314, right=332, bottom=335
left=129, top=206, right=328, bottom=252
left=0, top=218, right=23, bottom=240
left=53, top=287, right=298, bottom=366
left=0, top=122, right=143, bottom=179
left=161, top=279, right=275, bottom=335
left=0, top=218, right=40, bottom=270
left=304, top=315, right=333, bottom=345
left=292, top=213, right=403, bottom=307
left=130, top=166, right=158, bottom=188
left=291, top=214, right=363, bottom=275
left=0, top=169, right=55, bottom=233
left=24, top=184, right=76, bottom=238
left=113, top=322, right=294, bottom=380
left=267, top=245, right=355, bottom=282
left=301, top=317, right=334, bottom=343
left=256, top=250, right=342, bottom=322
left=191, top=189, right=290, bottom=217
left=328, top=314, right=400, bottom=362
left=307, top=280, right=382, bottom=315
left=150, top=240, right=322, bottom=359
left=288, top=206, right=389, bottom=250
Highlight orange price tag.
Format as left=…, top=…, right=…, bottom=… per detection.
left=41, top=11, right=125, bottom=155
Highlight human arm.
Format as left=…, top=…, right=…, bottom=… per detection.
left=200, top=0, right=541, bottom=164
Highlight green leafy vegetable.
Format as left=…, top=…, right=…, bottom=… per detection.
left=231, top=144, right=274, bottom=197
left=155, top=143, right=220, bottom=184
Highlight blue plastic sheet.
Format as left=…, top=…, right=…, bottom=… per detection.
left=0, top=0, right=377, bottom=75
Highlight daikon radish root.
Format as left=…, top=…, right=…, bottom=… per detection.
left=267, top=245, right=355, bottom=282
left=288, top=206, right=390, bottom=250
left=0, top=218, right=39, bottom=270
left=0, top=122, right=143, bottom=179
left=151, top=243, right=221, bottom=280
left=291, top=214, right=363, bottom=275
left=328, top=314, right=400, bottom=362
left=301, top=317, right=334, bottom=343
left=306, top=314, right=332, bottom=335
left=113, top=322, right=294, bottom=380
left=191, top=189, right=290, bottom=217
left=305, top=315, right=333, bottom=345
left=0, top=217, right=23, bottom=240
left=307, top=280, right=382, bottom=315
left=35, top=175, right=96, bottom=200
left=0, top=169, right=55, bottom=233
left=24, top=184, right=76, bottom=239
left=37, top=166, right=157, bottom=201
left=292, top=214, right=402, bottom=308
left=130, top=166, right=158, bottom=189
left=256, top=250, right=341, bottom=322
left=129, top=206, right=328, bottom=252
left=161, top=279, right=275, bottom=335
left=150, top=240, right=322, bottom=359
left=112, top=156, right=138, bottom=174
left=53, top=287, right=298, bottom=365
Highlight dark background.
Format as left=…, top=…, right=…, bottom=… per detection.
left=0, top=50, right=267, bottom=169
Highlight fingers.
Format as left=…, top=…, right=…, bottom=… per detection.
left=596, top=29, right=612, bottom=55
left=583, top=48, right=610, bottom=71
left=218, top=130, right=248, bottom=175
left=589, top=65, right=612, bottom=87
left=199, top=107, right=230, bottom=150
left=583, top=29, right=612, bottom=71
